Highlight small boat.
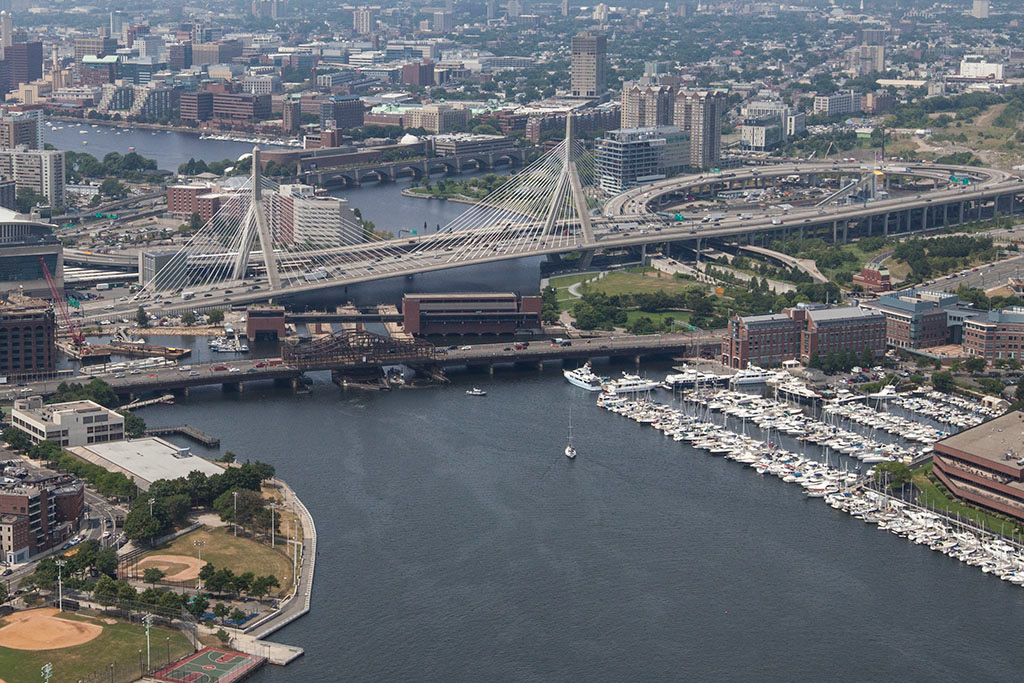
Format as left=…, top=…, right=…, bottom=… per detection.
left=565, top=404, right=576, bottom=459
left=466, top=387, right=487, bottom=396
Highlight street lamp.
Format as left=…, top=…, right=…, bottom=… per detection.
left=55, top=559, right=66, bottom=612
left=232, top=491, right=238, bottom=537
left=194, top=540, right=205, bottom=590
left=143, top=613, right=153, bottom=673
left=269, top=503, right=276, bottom=548
left=41, top=663, right=53, bottom=683
left=148, top=498, right=155, bottom=517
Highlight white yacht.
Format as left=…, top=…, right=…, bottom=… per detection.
left=563, top=362, right=603, bottom=391
left=602, top=372, right=661, bottom=394
left=565, top=405, right=576, bottom=459
left=729, top=365, right=778, bottom=386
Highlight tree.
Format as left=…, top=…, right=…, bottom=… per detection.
left=213, top=602, right=230, bottom=624
left=143, top=568, right=166, bottom=584
left=0, top=583, right=7, bottom=604
left=119, top=410, right=147, bottom=438
left=15, top=186, right=48, bottom=213
left=874, top=461, right=912, bottom=489
left=185, top=593, right=209, bottom=618
left=122, top=505, right=165, bottom=542
left=28, top=440, right=62, bottom=462
left=181, top=311, right=197, bottom=326
left=199, top=563, right=216, bottom=583
left=2, top=427, right=31, bottom=451
left=136, top=306, right=150, bottom=328
left=207, top=309, right=225, bottom=325
left=965, top=357, right=987, bottom=374
left=92, top=575, right=119, bottom=605
left=94, top=547, right=118, bottom=577
left=931, top=370, right=955, bottom=393
left=219, top=451, right=237, bottom=464
left=229, top=608, right=247, bottom=624
left=860, top=346, right=874, bottom=368
left=99, top=178, right=126, bottom=198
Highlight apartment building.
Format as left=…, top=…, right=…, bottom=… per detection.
left=963, top=307, right=1024, bottom=363
left=674, top=90, right=727, bottom=169
left=1, top=470, right=83, bottom=563
left=813, top=90, right=861, bottom=117
left=266, top=183, right=359, bottom=248
left=570, top=32, right=606, bottom=98
left=0, top=295, right=55, bottom=378
left=595, top=126, right=690, bottom=194
left=620, top=83, right=674, bottom=129
left=0, top=147, right=64, bottom=207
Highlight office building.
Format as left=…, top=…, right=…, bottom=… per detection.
left=674, top=89, right=726, bottom=169
left=932, top=411, right=1024, bottom=524
left=0, top=147, right=64, bottom=208
left=960, top=56, right=1003, bottom=80
left=621, top=83, right=674, bottom=129
left=963, top=307, right=1024, bottom=364
left=319, top=95, right=365, bottom=129
left=353, top=7, right=376, bottom=35
left=862, top=289, right=975, bottom=350
left=971, top=0, right=989, bottom=19
left=168, top=42, right=192, bottom=70
left=0, top=468, right=83, bottom=563
left=570, top=32, right=606, bottom=99
left=402, top=293, right=542, bottom=335
left=180, top=91, right=214, bottom=122
left=403, top=103, right=471, bottom=133
left=211, top=92, right=271, bottom=121
left=813, top=90, right=861, bottom=117
left=267, top=183, right=358, bottom=248
left=135, top=35, right=164, bottom=59
left=73, top=36, right=119, bottom=62
left=401, top=61, right=434, bottom=87
left=12, top=396, right=125, bottom=447
left=3, top=41, right=41, bottom=89
left=507, top=0, right=521, bottom=19
left=0, top=295, right=55, bottom=378
left=0, top=11, right=10, bottom=60
left=433, top=11, right=454, bottom=33
left=721, top=305, right=886, bottom=369
left=68, top=437, right=222, bottom=492
left=431, top=133, right=516, bottom=156
left=139, top=249, right=187, bottom=289
left=79, top=55, right=118, bottom=86
left=740, top=115, right=785, bottom=151
left=240, top=74, right=280, bottom=95
left=595, top=126, right=690, bottom=194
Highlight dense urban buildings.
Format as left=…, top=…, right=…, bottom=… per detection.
left=0, top=468, right=83, bottom=563
left=595, top=126, right=689, bottom=194
left=0, top=147, right=64, bottom=207
left=674, top=90, right=727, bottom=169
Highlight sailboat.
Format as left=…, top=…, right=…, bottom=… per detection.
left=565, top=405, right=577, bottom=459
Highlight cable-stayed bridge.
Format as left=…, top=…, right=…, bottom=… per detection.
left=73, top=118, right=1024, bottom=323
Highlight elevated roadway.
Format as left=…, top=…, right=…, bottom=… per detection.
left=73, top=161, right=1024, bottom=324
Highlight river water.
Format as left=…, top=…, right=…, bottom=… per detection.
left=52, top=123, right=1024, bottom=681
left=131, top=366, right=1024, bottom=683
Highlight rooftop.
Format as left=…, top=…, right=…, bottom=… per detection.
left=68, top=437, right=224, bottom=491
left=935, top=411, right=1024, bottom=467
left=806, top=306, right=883, bottom=323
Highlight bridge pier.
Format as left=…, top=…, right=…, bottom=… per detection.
left=223, top=381, right=243, bottom=393
left=578, top=249, right=596, bottom=270
left=488, top=363, right=494, bottom=377
left=842, top=220, right=848, bottom=243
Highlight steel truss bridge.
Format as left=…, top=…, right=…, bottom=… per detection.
left=75, top=117, right=1024, bottom=324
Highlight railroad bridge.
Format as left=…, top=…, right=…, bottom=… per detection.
left=303, top=148, right=530, bottom=188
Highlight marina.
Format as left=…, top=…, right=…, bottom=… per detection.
left=596, top=388, right=1024, bottom=587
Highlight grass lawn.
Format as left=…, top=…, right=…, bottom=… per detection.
left=624, top=310, right=692, bottom=328
left=585, top=271, right=701, bottom=297
left=0, top=613, right=193, bottom=683
left=145, top=526, right=294, bottom=595
left=912, top=463, right=1024, bottom=535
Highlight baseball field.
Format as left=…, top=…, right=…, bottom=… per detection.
left=0, top=608, right=194, bottom=683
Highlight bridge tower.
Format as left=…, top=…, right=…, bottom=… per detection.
left=541, top=114, right=595, bottom=244
left=231, top=146, right=282, bottom=290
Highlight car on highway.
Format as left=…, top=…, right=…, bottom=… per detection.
left=188, top=371, right=199, bottom=376
left=213, top=365, right=228, bottom=371
left=460, top=345, right=472, bottom=350
left=229, top=367, right=240, bottom=373
left=254, top=361, right=267, bottom=368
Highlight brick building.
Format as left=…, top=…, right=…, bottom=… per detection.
left=851, top=264, right=891, bottom=292
left=0, top=295, right=55, bottom=379
left=402, top=293, right=542, bottom=336
left=963, top=307, right=1024, bottom=364
left=180, top=91, right=213, bottom=122
left=862, top=289, right=979, bottom=350
left=166, top=184, right=212, bottom=216
left=0, top=470, right=83, bottom=563
left=722, top=304, right=885, bottom=368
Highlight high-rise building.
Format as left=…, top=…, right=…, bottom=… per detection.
left=813, top=89, right=861, bottom=117
left=507, top=0, right=521, bottom=19
left=4, top=42, right=42, bottom=89
left=73, top=37, right=119, bottom=62
left=971, top=0, right=989, bottom=19
left=433, top=11, right=454, bottom=33
left=0, top=147, right=63, bottom=207
left=0, top=217, right=61, bottom=298
left=168, top=42, right=192, bottom=70
left=0, top=111, right=39, bottom=149
left=0, top=11, right=11, bottom=60
left=353, top=7, right=375, bottom=35
left=486, top=0, right=498, bottom=19
left=847, top=44, right=884, bottom=76
left=109, top=11, right=127, bottom=37
left=267, top=184, right=359, bottom=248
left=570, top=32, right=606, bottom=99
left=0, top=296, right=55, bottom=378
left=282, top=97, right=301, bottom=134
left=621, top=82, right=674, bottom=128
left=561, top=0, right=569, bottom=16
left=674, top=89, right=726, bottom=169
left=401, top=60, right=434, bottom=87
left=319, top=95, right=365, bottom=129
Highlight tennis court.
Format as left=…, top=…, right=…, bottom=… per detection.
left=152, top=646, right=265, bottom=683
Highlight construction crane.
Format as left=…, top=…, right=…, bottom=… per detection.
left=39, top=257, right=85, bottom=347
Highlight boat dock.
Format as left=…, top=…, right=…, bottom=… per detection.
left=119, top=394, right=174, bottom=411
left=144, top=424, right=221, bottom=448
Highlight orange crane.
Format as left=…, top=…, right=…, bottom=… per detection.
left=39, top=257, right=85, bottom=347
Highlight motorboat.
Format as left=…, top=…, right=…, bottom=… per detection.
left=466, top=387, right=487, bottom=396
left=564, top=362, right=603, bottom=391
left=602, top=372, right=660, bottom=394
left=729, top=365, right=778, bottom=386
